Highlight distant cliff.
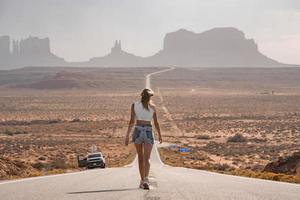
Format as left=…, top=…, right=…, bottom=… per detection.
left=0, top=36, right=65, bottom=68
left=0, top=36, right=11, bottom=66
left=147, top=27, right=280, bottom=67
left=87, top=40, right=144, bottom=67
left=87, top=27, right=282, bottom=67
left=0, top=27, right=291, bottom=68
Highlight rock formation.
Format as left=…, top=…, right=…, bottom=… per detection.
left=88, top=27, right=282, bottom=67
left=147, top=27, right=280, bottom=67
left=0, top=36, right=11, bottom=65
left=0, top=36, right=65, bottom=68
left=0, top=27, right=292, bottom=69
left=88, top=40, right=144, bottom=67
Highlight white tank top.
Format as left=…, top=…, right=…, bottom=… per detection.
left=134, top=101, right=154, bottom=121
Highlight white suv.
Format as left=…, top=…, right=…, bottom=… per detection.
left=86, top=152, right=106, bottom=169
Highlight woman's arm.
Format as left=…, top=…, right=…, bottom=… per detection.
left=125, top=103, right=135, bottom=146
left=153, top=106, right=162, bottom=144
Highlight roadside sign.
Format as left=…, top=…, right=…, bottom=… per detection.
left=90, top=144, right=97, bottom=153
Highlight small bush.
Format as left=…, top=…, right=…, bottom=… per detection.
left=46, top=169, right=66, bottom=175
left=43, top=158, right=67, bottom=170
left=28, top=171, right=43, bottom=177
left=197, top=135, right=210, bottom=140
left=38, top=156, right=46, bottom=161
left=232, top=169, right=300, bottom=183
left=71, top=118, right=81, bottom=122
left=50, top=158, right=67, bottom=169
left=227, top=133, right=247, bottom=143
left=28, top=119, right=61, bottom=125
left=214, top=163, right=232, bottom=171
left=14, top=130, right=28, bottom=135
left=48, top=119, right=62, bottom=124
left=31, top=162, right=45, bottom=170
left=4, top=129, right=14, bottom=136
left=297, top=167, right=300, bottom=176
left=3, top=129, right=28, bottom=136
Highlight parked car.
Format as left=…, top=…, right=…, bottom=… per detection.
left=86, top=152, right=106, bottom=169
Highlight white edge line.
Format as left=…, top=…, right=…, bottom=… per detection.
left=153, top=141, right=167, bottom=167
left=0, top=164, right=136, bottom=185
left=0, top=170, right=89, bottom=185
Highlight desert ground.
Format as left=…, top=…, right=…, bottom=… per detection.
left=151, top=67, right=300, bottom=183
left=0, top=66, right=300, bottom=183
left=0, top=67, right=162, bottom=179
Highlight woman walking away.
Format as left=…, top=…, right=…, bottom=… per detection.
left=125, top=88, right=163, bottom=190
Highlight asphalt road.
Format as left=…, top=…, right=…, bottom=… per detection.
left=145, top=67, right=175, bottom=88
left=1, top=141, right=300, bottom=200
left=1, top=67, right=300, bottom=199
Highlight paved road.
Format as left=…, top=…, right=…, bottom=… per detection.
left=1, top=141, right=300, bottom=200
left=145, top=67, right=175, bottom=88
left=1, top=67, right=300, bottom=200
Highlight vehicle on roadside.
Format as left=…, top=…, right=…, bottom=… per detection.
left=86, top=152, right=106, bottom=169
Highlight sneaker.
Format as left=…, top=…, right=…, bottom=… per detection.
left=143, top=180, right=150, bottom=190
left=139, top=180, right=144, bottom=189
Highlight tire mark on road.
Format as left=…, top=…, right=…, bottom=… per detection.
left=156, top=88, right=184, bottom=137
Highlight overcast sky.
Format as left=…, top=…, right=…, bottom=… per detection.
left=0, top=0, right=299, bottom=64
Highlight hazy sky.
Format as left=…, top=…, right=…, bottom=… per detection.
left=0, top=0, right=299, bottom=64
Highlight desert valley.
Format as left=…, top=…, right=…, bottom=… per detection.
left=0, top=66, right=299, bottom=184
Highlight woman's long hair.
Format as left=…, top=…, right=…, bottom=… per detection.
left=140, top=88, right=154, bottom=110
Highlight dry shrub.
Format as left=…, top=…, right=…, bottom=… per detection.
left=30, top=119, right=61, bottom=125
left=233, top=169, right=299, bottom=183
left=46, top=169, right=66, bottom=175
left=214, top=163, right=232, bottom=171
left=32, top=158, right=68, bottom=171
left=227, top=133, right=247, bottom=143
left=71, top=118, right=81, bottom=122
left=38, top=156, right=46, bottom=161
left=47, top=158, right=67, bottom=170
left=67, top=162, right=78, bottom=169
left=296, top=167, right=300, bottom=183
left=4, top=129, right=28, bottom=136
left=4, top=129, right=14, bottom=136
left=197, top=135, right=210, bottom=140
left=28, top=171, right=43, bottom=177
left=31, top=162, right=45, bottom=170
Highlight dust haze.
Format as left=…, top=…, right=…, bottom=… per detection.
left=0, top=0, right=300, bottom=185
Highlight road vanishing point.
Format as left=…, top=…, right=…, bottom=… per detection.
left=1, top=67, right=300, bottom=200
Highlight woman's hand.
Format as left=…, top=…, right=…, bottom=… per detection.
left=124, top=135, right=129, bottom=146
left=153, top=110, right=162, bottom=144
left=125, top=103, right=135, bottom=146
left=159, top=135, right=163, bottom=144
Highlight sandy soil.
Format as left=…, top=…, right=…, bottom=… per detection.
left=152, top=67, right=300, bottom=183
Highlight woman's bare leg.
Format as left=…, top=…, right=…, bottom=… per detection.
left=143, top=143, right=153, bottom=178
left=135, top=143, right=145, bottom=181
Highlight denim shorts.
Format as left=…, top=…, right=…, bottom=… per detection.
left=132, top=124, right=154, bottom=145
